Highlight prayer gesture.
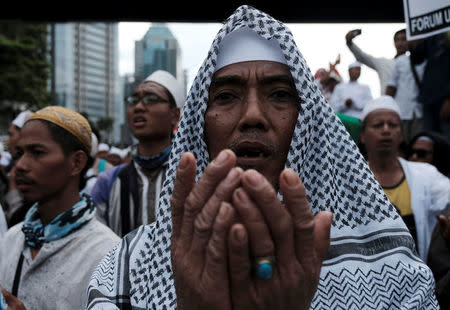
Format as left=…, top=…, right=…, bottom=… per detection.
left=170, top=150, right=241, bottom=310
left=228, top=168, right=332, bottom=309
left=170, top=150, right=332, bottom=310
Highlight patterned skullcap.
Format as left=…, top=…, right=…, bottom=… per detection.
left=27, top=106, right=92, bottom=152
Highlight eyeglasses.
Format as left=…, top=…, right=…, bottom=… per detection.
left=411, top=148, right=432, bottom=159
left=125, top=93, right=169, bottom=107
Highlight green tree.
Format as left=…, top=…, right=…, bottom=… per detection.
left=0, top=22, right=54, bottom=111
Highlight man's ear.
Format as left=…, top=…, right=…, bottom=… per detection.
left=69, top=150, right=88, bottom=177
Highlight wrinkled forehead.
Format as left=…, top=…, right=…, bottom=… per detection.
left=211, top=60, right=294, bottom=82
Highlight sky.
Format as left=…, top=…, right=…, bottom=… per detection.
left=119, top=22, right=405, bottom=96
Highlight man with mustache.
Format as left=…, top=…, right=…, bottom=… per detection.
left=91, top=70, right=184, bottom=237
left=87, top=6, right=440, bottom=309
left=0, top=106, right=119, bottom=309
left=359, top=95, right=450, bottom=263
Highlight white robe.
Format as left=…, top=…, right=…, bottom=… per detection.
left=398, top=157, right=450, bottom=261
left=330, top=81, right=373, bottom=119
left=0, top=219, right=119, bottom=310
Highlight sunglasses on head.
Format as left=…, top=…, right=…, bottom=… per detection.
left=411, top=148, right=432, bottom=159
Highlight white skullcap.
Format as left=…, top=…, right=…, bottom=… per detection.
left=12, top=110, right=33, bottom=129
left=90, top=133, right=99, bottom=157
left=109, top=146, right=124, bottom=158
left=417, top=136, right=434, bottom=144
left=120, top=148, right=130, bottom=158
left=348, top=61, right=362, bottom=69
left=360, top=95, right=401, bottom=121
left=98, top=143, right=110, bottom=152
left=215, top=27, right=287, bottom=72
left=328, top=70, right=342, bottom=82
left=144, top=70, right=185, bottom=109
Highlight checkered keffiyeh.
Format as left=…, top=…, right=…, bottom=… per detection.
left=87, top=5, right=438, bottom=309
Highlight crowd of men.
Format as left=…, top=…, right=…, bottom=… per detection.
left=0, top=5, right=449, bottom=310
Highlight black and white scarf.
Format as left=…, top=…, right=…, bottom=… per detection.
left=87, top=5, right=438, bottom=309
left=22, top=193, right=95, bottom=248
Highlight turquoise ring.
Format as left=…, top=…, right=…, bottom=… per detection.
left=254, top=256, right=276, bottom=280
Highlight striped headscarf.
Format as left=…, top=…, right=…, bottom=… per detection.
left=87, top=5, right=438, bottom=309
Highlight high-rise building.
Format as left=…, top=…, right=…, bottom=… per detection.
left=134, top=23, right=183, bottom=86
left=49, top=23, right=123, bottom=144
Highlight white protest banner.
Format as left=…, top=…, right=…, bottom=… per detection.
left=403, top=0, right=450, bottom=40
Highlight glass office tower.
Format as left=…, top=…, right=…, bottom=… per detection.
left=50, top=23, right=123, bottom=143
left=134, top=23, right=183, bottom=84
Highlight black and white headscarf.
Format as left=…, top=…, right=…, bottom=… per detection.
left=87, top=5, right=438, bottom=309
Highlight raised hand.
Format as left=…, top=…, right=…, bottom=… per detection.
left=170, top=150, right=243, bottom=310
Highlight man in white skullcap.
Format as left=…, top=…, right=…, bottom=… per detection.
left=6, top=111, right=33, bottom=170
left=81, top=133, right=114, bottom=196
left=90, top=70, right=185, bottom=237
left=96, top=142, right=110, bottom=159
left=359, top=95, right=450, bottom=263
left=105, top=146, right=125, bottom=166
left=330, top=60, right=373, bottom=119
left=87, top=5, right=439, bottom=310
left=0, top=110, right=34, bottom=228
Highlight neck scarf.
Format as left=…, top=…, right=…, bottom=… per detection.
left=87, top=5, right=438, bottom=309
left=131, top=145, right=172, bottom=170
left=22, top=194, right=95, bottom=248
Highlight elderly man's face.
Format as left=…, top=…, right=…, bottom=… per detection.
left=205, top=61, right=299, bottom=188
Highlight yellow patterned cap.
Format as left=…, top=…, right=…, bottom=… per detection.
left=27, top=106, right=92, bottom=152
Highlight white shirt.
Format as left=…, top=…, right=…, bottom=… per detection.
left=0, top=206, right=7, bottom=236
left=348, top=42, right=395, bottom=95
left=398, top=157, right=450, bottom=261
left=330, top=81, right=373, bottom=119
left=387, top=54, right=426, bottom=120
left=0, top=219, right=119, bottom=309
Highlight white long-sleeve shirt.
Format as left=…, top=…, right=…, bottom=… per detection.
left=398, top=157, right=450, bottom=261
left=330, top=81, right=373, bottom=119
left=387, top=54, right=426, bottom=120
left=348, top=42, right=395, bottom=95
